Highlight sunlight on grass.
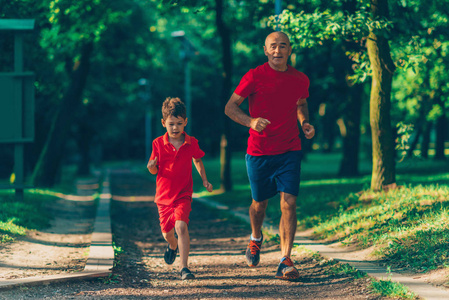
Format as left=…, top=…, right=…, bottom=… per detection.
left=194, top=153, right=449, bottom=275
left=370, top=279, right=417, bottom=299
left=0, top=190, right=57, bottom=244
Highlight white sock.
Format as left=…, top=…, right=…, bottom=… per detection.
left=250, top=234, right=262, bottom=242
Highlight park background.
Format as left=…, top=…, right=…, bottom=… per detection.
left=1, top=0, right=448, bottom=297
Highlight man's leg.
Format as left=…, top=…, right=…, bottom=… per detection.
left=249, top=199, right=268, bottom=239
left=175, top=220, right=190, bottom=269
left=279, top=192, right=297, bottom=257
left=275, top=191, right=300, bottom=280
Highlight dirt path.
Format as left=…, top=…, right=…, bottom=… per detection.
left=0, top=171, right=391, bottom=299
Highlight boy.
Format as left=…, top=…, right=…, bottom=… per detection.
left=147, top=97, right=213, bottom=280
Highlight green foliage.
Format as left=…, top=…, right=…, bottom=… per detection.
left=370, top=279, right=417, bottom=299
left=98, top=273, right=121, bottom=284
left=313, top=185, right=449, bottom=271
left=328, top=263, right=366, bottom=279
left=0, top=191, right=54, bottom=243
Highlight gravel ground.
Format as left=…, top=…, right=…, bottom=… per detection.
left=0, top=170, right=401, bottom=299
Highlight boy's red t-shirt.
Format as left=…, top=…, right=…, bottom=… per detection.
left=150, top=132, right=205, bottom=205
left=234, top=62, right=310, bottom=156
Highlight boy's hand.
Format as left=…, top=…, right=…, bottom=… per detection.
left=147, top=156, right=158, bottom=172
left=204, top=181, right=213, bottom=192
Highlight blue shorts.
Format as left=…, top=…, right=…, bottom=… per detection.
left=246, top=151, right=303, bottom=202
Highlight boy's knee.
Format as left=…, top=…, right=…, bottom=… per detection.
left=175, top=220, right=188, bottom=234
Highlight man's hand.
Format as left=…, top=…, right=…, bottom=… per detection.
left=302, top=122, right=315, bottom=139
left=147, top=156, right=158, bottom=173
left=204, top=181, right=213, bottom=192
left=250, top=117, right=271, bottom=132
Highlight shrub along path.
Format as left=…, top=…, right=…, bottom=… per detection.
left=0, top=169, right=403, bottom=299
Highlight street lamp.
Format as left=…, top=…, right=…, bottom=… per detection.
left=138, top=78, right=152, bottom=160
left=275, top=0, right=282, bottom=31
left=171, top=30, right=195, bottom=134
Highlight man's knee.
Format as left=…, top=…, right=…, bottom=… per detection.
left=280, top=193, right=297, bottom=211
left=252, top=199, right=268, bottom=213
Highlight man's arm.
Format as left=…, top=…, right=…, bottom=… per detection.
left=297, top=98, right=315, bottom=139
left=224, top=92, right=271, bottom=132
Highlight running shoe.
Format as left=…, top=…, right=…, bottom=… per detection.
left=164, top=244, right=177, bottom=265
left=275, top=256, right=300, bottom=281
left=245, top=232, right=263, bottom=267
left=181, top=267, right=195, bottom=280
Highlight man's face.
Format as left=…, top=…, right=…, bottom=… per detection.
left=263, top=33, right=292, bottom=70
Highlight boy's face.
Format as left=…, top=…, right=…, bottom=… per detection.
left=162, top=115, right=188, bottom=139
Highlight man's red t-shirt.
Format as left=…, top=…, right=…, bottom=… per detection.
left=234, top=62, right=310, bottom=156
left=149, top=132, right=205, bottom=205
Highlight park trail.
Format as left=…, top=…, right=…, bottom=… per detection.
left=0, top=169, right=402, bottom=299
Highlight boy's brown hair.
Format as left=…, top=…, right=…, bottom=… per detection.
left=161, top=97, right=187, bottom=121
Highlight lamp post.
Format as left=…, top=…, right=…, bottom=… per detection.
left=138, top=78, right=152, bottom=160
left=171, top=30, right=195, bottom=134
left=275, top=0, right=282, bottom=31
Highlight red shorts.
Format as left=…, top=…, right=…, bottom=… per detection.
left=157, top=197, right=192, bottom=233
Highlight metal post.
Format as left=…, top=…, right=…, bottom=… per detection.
left=275, top=0, right=282, bottom=31
left=184, top=54, right=192, bottom=134
left=14, top=32, right=24, bottom=201
left=145, top=87, right=152, bottom=160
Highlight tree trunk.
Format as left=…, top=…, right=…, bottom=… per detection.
left=31, top=42, right=94, bottom=187
left=434, top=99, right=447, bottom=160
left=366, top=0, right=396, bottom=191
left=421, top=122, right=431, bottom=159
left=215, top=0, right=233, bottom=191
left=339, top=82, right=363, bottom=176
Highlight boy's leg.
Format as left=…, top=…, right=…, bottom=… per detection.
left=162, top=229, right=177, bottom=250
left=175, top=220, right=190, bottom=269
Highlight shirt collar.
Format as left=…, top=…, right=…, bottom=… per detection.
left=163, top=132, right=191, bottom=145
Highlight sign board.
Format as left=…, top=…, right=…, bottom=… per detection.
left=0, top=72, right=34, bottom=143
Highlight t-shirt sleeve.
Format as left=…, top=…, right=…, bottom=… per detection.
left=191, top=138, right=205, bottom=159
left=234, top=69, right=255, bottom=98
left=302, top=73, right=310, bottom=99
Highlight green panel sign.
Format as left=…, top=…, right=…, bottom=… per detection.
left=0, top=72, right=34, bottom=143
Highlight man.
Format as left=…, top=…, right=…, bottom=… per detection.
left=224, top=31, right=315, bottom=281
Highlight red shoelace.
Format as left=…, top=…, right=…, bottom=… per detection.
left=248, top=240, right=261, bottom=255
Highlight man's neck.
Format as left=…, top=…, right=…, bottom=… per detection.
left=268, top=61, right=288, bottom=72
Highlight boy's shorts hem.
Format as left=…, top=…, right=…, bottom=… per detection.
left=157, top=196, right=192, bottom=233
left=246, top=151, right=302, bottom=202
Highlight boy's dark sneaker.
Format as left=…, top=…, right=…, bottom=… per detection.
left=164, top=244, right=177, bottom=265
left=181, top=267, right=195, bottom=280
left=245, top=232, right=263, bottom=267
left=275, top=256, right=300, bottom=281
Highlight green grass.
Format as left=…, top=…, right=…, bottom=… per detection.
left=370, top=279, right=417, bottom=299
left=195, top=152, right=449, bottom=275
left=0, top=190, right=58, bottom=243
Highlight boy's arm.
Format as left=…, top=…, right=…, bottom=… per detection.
left=147, top=156, right=158, bottom=175
left=192, top=158, right=213, bottom=192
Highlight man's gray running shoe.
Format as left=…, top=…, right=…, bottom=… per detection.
left=275, top=256, right=300, bottom=281
left=245, top=232, right=263, bottom=267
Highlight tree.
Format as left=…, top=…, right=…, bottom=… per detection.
left=31, top=0, right=124, bottom=186
left=366, top=0, right=396, bottom=190
left=274, top=0, right=444, bottom=190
